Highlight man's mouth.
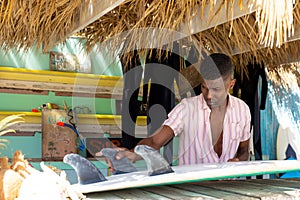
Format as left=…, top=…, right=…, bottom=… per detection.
left=206, top=100, right=215, bottom=106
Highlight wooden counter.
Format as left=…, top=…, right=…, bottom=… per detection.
left=85, top=178, right=300, bottom=199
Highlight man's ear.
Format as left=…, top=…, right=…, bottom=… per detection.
left=229, top=79, right=236, bottom=89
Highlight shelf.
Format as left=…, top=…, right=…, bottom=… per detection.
left=0, top=66, right=182, bottom=100
left=0, top=111, right=147, bottom=137
left=0, top=67, right=124, bottom=99
left=0, top=111, right=146, bottom=125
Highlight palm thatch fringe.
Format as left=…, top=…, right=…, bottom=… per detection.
left=0, top=0, right=298, bottom=78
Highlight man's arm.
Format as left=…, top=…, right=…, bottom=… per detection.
left=228, top=139, right=250, bottom=162
left=96, top=125, right=175, bottom=164
left=123, top=125, right=175, bottom=162
left=236, top=139, right=250, bottom=161
left=135, top=125, right=175, bottom=150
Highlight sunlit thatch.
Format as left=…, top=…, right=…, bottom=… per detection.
left=0, top=0, right=87, bottom=52
left=0, top=0, right=299, bottom=78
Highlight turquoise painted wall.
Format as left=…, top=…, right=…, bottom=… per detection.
left=0, top=38, right=123, bottom=76
left=0, top=38, right=122, bottom=114
left=0, top=92, right=115, bottom=114
left=1, top=132, right=42, bottom=158
left=0, top=39, right=124, bottom=159
left=0, top=46, right=49, bottom=70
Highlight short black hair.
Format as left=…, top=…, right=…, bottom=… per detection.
left=199, top=53, right=233, bottom=80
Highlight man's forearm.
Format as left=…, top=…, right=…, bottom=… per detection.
left=237, top=149, right=250, bottom=161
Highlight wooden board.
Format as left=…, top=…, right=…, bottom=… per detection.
left=42, top=109, right=77, bottom=161
left=85, top=179, right=300, bottom=199
left=72, top=160, right=300, bottom=194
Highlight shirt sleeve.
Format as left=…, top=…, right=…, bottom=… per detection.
left=163, top=99, right=185, bottom=136
left=241, top=104, right=251, bottom=142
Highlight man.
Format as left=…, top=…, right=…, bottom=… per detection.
left=97, top=53, right=251, bottom=168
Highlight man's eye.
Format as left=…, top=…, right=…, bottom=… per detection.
left=212, top=88, right=221, bottom=92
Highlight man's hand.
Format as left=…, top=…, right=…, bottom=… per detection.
left=227, top=158, right=240, bottom=162
left=95, top=147, right=142, bottom=173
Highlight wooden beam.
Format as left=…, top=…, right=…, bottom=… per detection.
left=0, top=67, right=182, bottom=100
left=132, top=1, right=257, bottom=49
left=47, top=0, right=126, bottom=49
left=0, top=88, right=48, bottom=95
left=1, top=111, right=147, bottom=136
left=0, top=111, right=146, bottom=126
left=0, top=79, right=124, bottom=99
left=54, top=91, right=122, bottom=99
left=231, top=24, right=300, bottom=55
left=178, top=1, right=257, bottom=36
left=9, top=123, right=147, bottom=137
left=0, top=67, right=122, bottom=87
left=0, top=67, right=124, bottom=99
left=70, top=0, right=126, bottom=36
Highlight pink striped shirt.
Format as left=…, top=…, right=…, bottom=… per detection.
left=163, top=94, right=251, bottom=165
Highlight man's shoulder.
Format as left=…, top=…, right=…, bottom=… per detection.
left=180, top=95, right=201, bottom=104
left=229, top=94, right=250, bottom=110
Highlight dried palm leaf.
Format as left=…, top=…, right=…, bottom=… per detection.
left=0, top=114, right=25, bottom=152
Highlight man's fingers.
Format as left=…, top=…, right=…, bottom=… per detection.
left=95, top=151, right=102, bottom=157
left=95, top=147, right=126, bottom=157
left=228, top=158, right=239, bottom=162
left=106, top=158, right=115, bottom=173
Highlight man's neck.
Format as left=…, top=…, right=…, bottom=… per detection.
left=210, top=96, right=229, bottom=112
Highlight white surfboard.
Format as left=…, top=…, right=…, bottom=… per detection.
left=72, top=159, right=300, bottom=194
left=276, top=124, right=300, bottom=160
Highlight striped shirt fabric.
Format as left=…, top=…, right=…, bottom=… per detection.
left=163, top=94, right=251, bottom=165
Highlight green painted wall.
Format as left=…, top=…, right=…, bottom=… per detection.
left=0, top=38, right=123, bottom=75
left=0, top=46, right=49, bottom=70
left=0, top=92, right=115, bottom=114
left=0, top=38, right=122, bottom=114
left=0, top=39, right=125, bottom=160
left=1, top=132, right=42, bottom=158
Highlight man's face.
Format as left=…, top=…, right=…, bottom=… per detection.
left=201, top=76, right=235, bottom=108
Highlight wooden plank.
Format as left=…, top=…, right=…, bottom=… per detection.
left=9, top=122, right=147, bottom=136
left=86, top=192, right=124, bottom=199
left=85, top=179, right=300, bottom=199
left=0, top=111, right=42, bottom=124
left=231, top=21, right=300, bottom=56
left=179, top=0, right=256, bottom=36
left=196, top=180, right=298, bottom=199
left=253, top=179, right=300, bottom=189
left=227, top=180, right=300, bottom=199
left=0, top=111, right=146, bottom=126
left=69, top=0, right=126, bottom=36
left=142, top=185, right=219, bottom=199
left=5, top=112, right=147, bottom=136
left=0, top=67, right=122, bottom=87
left=0, top=79, right=123, bottom=99
left=111, top=188, right=172, bottom=200
left=85, top=187, right=172, bottom=199
left=171, top=183, right=257, bottom=200
left=0, top=67, right=124, bottom=99
left=54, top=91, right=122, bottom=99
left=0, top=67, right=182, bottom=100
left=0, top=88, right=48, bottom=95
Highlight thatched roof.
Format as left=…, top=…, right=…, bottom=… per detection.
left=0, top=0, right=299, bottom=76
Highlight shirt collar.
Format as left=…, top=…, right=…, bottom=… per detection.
left=199, top=93, right=234, bottom=110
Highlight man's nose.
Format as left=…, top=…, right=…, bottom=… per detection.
left=206, top=90, right=212, bottom=99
